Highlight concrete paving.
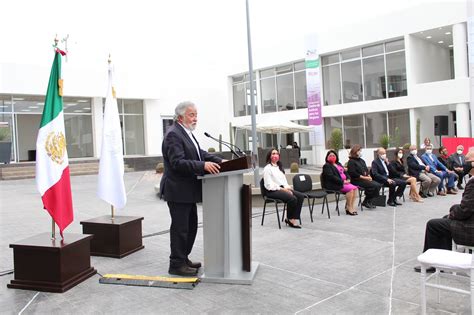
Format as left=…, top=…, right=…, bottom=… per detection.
left=0, top=170, right=471, bottom=314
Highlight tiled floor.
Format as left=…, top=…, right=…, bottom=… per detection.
left=0, top=171, right=471, bottom=314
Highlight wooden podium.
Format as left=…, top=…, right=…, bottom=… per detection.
left=8, top=233, right=97, bottom=293
left=80, top=215, right=144, bottom=258
left=198, top=156, right=259, bottom=284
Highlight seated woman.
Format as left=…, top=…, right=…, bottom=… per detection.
left=321, top=150, right=359, bottom=215
left=347, top=144, right=381, bottom=209
left=263, top=148, right=304, bottom=228
left=388, top=148, right=423, bottom=203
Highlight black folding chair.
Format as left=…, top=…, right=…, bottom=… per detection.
left=260, top=178, right=287, bottom=229
left=292, top=174, right=328, bottom=222
left=319, top=175, right=341, bottom=218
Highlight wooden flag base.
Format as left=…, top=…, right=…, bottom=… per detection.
left=80, top=215, right=144, bottom=258
left=7, top=233, right=97, bottom=293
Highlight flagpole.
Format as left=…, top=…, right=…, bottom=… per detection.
left=111, top=205, right=115, bottom=219
left=51, top=219, right=56, bottom=240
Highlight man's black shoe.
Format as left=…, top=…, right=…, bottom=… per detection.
left=395, top=201, right=403, bottom=206
left=186, top=258, right=202, bottom=269
left=168, top=265, right=198, bottom=276
left=387, top=201, right=397, bottom=207
left=414, top=266, right=435, bottom=273
left=362, top=202, right=376, bottom=209
left=420, top=192, right=428, bottom=198
left=427, top=192, right=434, bottom=197
left=458, top=184, right=464, bottom=190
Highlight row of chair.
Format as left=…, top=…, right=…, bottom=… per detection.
left=260, top=174, right=359, bottom=229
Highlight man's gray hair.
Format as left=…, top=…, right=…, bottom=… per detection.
left=174, top=101, right=196, bottom=121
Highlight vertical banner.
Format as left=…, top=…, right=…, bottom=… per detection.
left=468, top=1, right=474, bottom=135
left=305, top=34, right=324, bottom=146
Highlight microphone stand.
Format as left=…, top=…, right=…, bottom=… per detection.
left=205, top=132, right=241, bottom=158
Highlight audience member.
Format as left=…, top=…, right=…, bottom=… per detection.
left=420, top=137, right=431, bottom=149
left=449, top=145, right=467, bottom=190
left=414, top=149, right=474, bottom=273
left=347, top=144, right=381, bottom=209
left=388, top=148, right=423, bottom=202
left=263, top=148, right=304, bottom=229
left=371, top=148, right=407, bottom=207
left=422, top=144, right=457, bottom=195
left=321, top=150, right=359, bottom=215
left=407, top=144, right=440, bottom=198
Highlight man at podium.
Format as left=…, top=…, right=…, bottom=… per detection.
left=160, top=101, right=223, bottom=276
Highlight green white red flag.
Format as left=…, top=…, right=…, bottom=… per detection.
left=35, top=51, right=73, bottom=237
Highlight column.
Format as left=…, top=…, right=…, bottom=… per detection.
left=453, top=23, right=471, bottom=137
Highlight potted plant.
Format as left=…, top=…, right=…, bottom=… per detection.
left=0, top=127, right=12, bottom=164
left=379, top=134, right=391, bottom=150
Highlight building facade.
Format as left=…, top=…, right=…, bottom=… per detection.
left=229, top=2, right=473, bottom=165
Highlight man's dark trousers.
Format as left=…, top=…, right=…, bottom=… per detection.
left=423, top=218, right=452, bottom=252
left=168, top=202, right=198, bottom=268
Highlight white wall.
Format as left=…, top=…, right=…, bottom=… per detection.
left=416, top=105, right=453, bottom=148
left=408, top=35, right=452, bottom=84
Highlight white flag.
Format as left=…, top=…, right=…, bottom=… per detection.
left=97, top=63, right=127, bottom=209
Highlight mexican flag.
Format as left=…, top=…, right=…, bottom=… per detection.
left=35, top=50, right=73, bottom=237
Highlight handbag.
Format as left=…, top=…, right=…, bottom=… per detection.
left=371, top=194, right=387, bottom=207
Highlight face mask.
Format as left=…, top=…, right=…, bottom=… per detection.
left=410, top=150, right=417, bottom=155
left=271, top=155, right=280, bottom=163
left=327, top=156, right=337, bottom=164
left=380, top=154, right=386, bottom=160
left=458, top=150, right=463, bottom=155
left=426, top=149, right=432, bottom=154
left=398, top=153, right=403, bottom=159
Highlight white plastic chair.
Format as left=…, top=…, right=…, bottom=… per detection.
left=417, top=248, right=474, bottom=314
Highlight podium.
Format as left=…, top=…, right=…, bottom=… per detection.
left=197, top=156, right=259, bottom=284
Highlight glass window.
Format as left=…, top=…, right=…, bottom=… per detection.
left=322, top=64, right=341, bottom=105
left=294, top=61, right=305, bottom=71
left=276, top=65, right=292, bottom=74
left=233, top=84, right=246, bottom=117
left=117, top=99, right=123, bottom=114
left=341, top=49, right=360, bottom=61
left=124, top=99, right=143, bottom=114
left=363, top=55, right=385, bottom=100
left=232, top=75, right=245, bottom=83
left=362, top=44, right=384, bottom=57
left=260, top=69, right=274, bottom=79
left=162, top=118, right=173, bottom=136
left=386, top=39, right=405, bottom=52
left=14, top=95, right=46, bottom=114
left=341, top=60, right=362, bottom=103
left=0, top=95, right=13, bottom=112
left=0, top=114, right=13, bottom=162
left=386, top=51, right=407, bottom=97
left=276, top=73, right=294, bottom=111
left=343, top=115, right=364, bottom=149
left=294, top=71, right=307, bottom=109
left=124, top=115, right=145, bottom=155
left=64, top=97, right=92, bottom=114
left=388, top=110, right=410, bottom=148
left=244, top=72, right=256, bottom=81
left=322, top=53, right=339, bottom=65
left=365, top=112, right=387, bottom=148
left=324, top=117, right=342, bottom=149
left=261, top=78, right=276, bottom=113
left=295, top=119, right=310, bottom=150
left=64, top=114, right=93, bottom=158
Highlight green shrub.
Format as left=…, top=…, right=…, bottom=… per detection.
left=402, top=143, right=411, bottom=150
left=208, top=147, right=216, bottom=152
left=329, top=128, right=343, bottom=151
left=379, top=134, right=390, bottom=149
left=155, top=162, right=164, bottom=174
left=0, top=127, right=11, bottom=141
left=290, top=162, right=299, bottom=173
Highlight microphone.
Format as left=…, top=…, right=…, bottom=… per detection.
left=204, top=132, right=244, bottom=158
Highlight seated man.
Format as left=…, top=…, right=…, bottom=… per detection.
left=449, top=145, right=467, bottom=190
left=407, top=144, right=441, bottom=198
left=422, top=144, right=457, bottom=195
left=414, top=149, right=474, bottom=272
left=371, top=148, right=406, bottom=207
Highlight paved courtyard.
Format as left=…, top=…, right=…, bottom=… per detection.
left=0, top=171, right=471, bottom=314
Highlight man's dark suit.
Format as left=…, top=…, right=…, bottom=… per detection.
left=371, top=158, right=406, bottom=204
left=423, top=177, right=474, bottom=251
left=449, top=152, right=467, bottom=187
left=160, top=123, right=222, bottom=269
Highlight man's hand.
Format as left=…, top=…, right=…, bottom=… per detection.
left=425, top=166, right=430, bottom=171
left=387, top=179, right=394, bottom=184
left=281, top=187, right=293, bottom=195
left=204, top=162, right=221, bottom=174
